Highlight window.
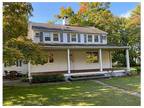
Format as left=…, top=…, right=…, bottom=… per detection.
left=100, top=35, right=106, bottom=43
left=45, top=37, right=51, bottom=41
left=53, top=33, right=59, bottom=41
left=87, top=35, right=92, bottom=42
left=44, top=32, right=51, bottom=41
left=48, top=53, right=54, bottom=63
left=86, top=52, right=98, bottom=63
left=102, top=36, right=106, bottom=40
left=35, top=32, right=40, bottom=37
left=16, top=60, right=22, bottom=67
left=71, top=33, right=77, bottom=42
left=94, top=35, right=99, bottom=42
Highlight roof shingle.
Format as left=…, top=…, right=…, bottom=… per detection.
left=30, top=22, right=107, bottom=34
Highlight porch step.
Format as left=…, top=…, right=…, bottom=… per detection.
left=70, top=75, right=110, bottom=81
left=68, top=73, right=111, bottom=81
left=64, top=70, right=127, bottom=81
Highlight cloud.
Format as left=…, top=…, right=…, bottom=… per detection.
left=120, top=10, right=132, bottom=18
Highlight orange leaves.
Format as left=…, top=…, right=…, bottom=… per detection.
left=78, top=3, right=88, bottom=14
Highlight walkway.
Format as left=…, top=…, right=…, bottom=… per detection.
left=95, top=80, right=140, bottom=97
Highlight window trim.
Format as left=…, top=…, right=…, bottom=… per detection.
left=52, top=32, right=60, bottom=42
left=43, top=32, right=51, bottom=42
left=70, top=33, right=78, bottom=43
left=87, top=34, right=93, bottom=43
left=94, top=35, right=99, bottom=42
left=35, top=32, right=40, bottom=37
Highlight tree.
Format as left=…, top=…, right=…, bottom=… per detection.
left=56, top=3, right=140, bottom=66
left=112, top=4, right=140, bottom=66
left=3, top=2, right=48, bottom=66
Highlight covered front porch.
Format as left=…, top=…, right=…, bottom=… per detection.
left=28, top=44, right=130, bottom=81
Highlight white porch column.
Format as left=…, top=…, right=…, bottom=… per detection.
left=67, top=49, right=71, bottom=74
left=126, top=49, right=130, bottom=72
left=99, top=48, right=103, bottom=72
left=28, top=60, right=32, bottom=82
left=109, top=51, right=112, bottom=68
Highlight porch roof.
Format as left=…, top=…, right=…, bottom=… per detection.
left=40, top=43, right=129, bottom=49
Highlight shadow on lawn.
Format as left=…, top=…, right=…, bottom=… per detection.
left=3, top=81, right=140, bottom=106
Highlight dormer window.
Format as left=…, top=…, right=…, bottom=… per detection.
left=35, top=32, right=40, bottom=37
left=71, top=33, right=77, bottom=42
left=102, top=36, right=106, bottom=41
left=53, top=33, right=59, bottom=41
left=100, top=35, right=107, bottom=43
left=87, top=34, right=93, bottom=42
left=94, top=35, right=99, bottom=42
left=44, top=32, right=51, bottom=41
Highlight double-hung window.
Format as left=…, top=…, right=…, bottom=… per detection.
left=71, top=33, right=77, bottom=42
left=53, top=33, right=59, bottom=41
left=87, top=34, right=93, bottom=43
left=94, top=35, right=99, bottom=42
left=44, top=32, right=51, bottom=41
left=35, top=32, right=40, bottom=37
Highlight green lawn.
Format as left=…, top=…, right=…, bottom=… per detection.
left=100, top=75, right=140, bottom=93
left=3, top=77, right=140, bottom=106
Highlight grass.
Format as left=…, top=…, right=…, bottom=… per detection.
left=3, top=77, right=140, bottom=106
left=100, top=75, right=140, bottom=93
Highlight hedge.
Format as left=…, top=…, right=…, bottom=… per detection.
left=31, top=74, right=65, bottom=83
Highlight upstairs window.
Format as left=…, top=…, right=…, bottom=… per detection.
left=71, top=33, right=77, bottom=42
left=53, top=33, right=59, bottom=41
left=100, top=36, right=103, bottom=43
left=102, top=36, right=107, bottom=41
left=100, top=35, right=107, bottom=43
left=87, top=35, right=93, bottom=42
left=44, top=32, right=51, bottom=41
left=94, top=35, right=99, bottom=42
left=35, top=32, right=40, bottom=37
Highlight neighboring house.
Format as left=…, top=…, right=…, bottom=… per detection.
left=4, top=20, right=130, bottom=80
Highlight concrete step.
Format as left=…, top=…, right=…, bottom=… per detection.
left=69, top=74, right=110, bottom=81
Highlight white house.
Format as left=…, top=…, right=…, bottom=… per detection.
left=4, top=21, right=130, bottom=80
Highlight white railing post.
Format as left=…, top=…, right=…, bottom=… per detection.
left=67, top=49, right=71, bottom=74
left=99, top=48, right=103, bottom=72
left=126, top=49, right=130, bottom=72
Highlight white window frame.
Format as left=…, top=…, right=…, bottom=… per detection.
left=94, top=35, right=99, bottom=43
left=70, top=33, right=78, bottom=43
left=52, top=32, right=60, bottom=42
left=87, top=34, right=93, bottom=43
left=101, top=34, right=107, bottom=44
left=35, top=32, right=40, bottom=37
left=43, top=32, right=51, bottom=42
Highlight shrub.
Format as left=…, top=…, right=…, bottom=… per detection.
left=129, top=66, right=141, bottom=76
left=32, top=74, right=65, bottom=83
left=21, top=74, right=29, bottom=82
left=135, top=67, right=141, bottom=75
left=129, top=70, right=137, bottom=76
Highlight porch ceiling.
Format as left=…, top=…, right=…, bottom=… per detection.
left=40, top=43, right=129, bottom=50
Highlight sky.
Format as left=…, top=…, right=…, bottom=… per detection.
left=29, top=2, right=139, bottom=24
